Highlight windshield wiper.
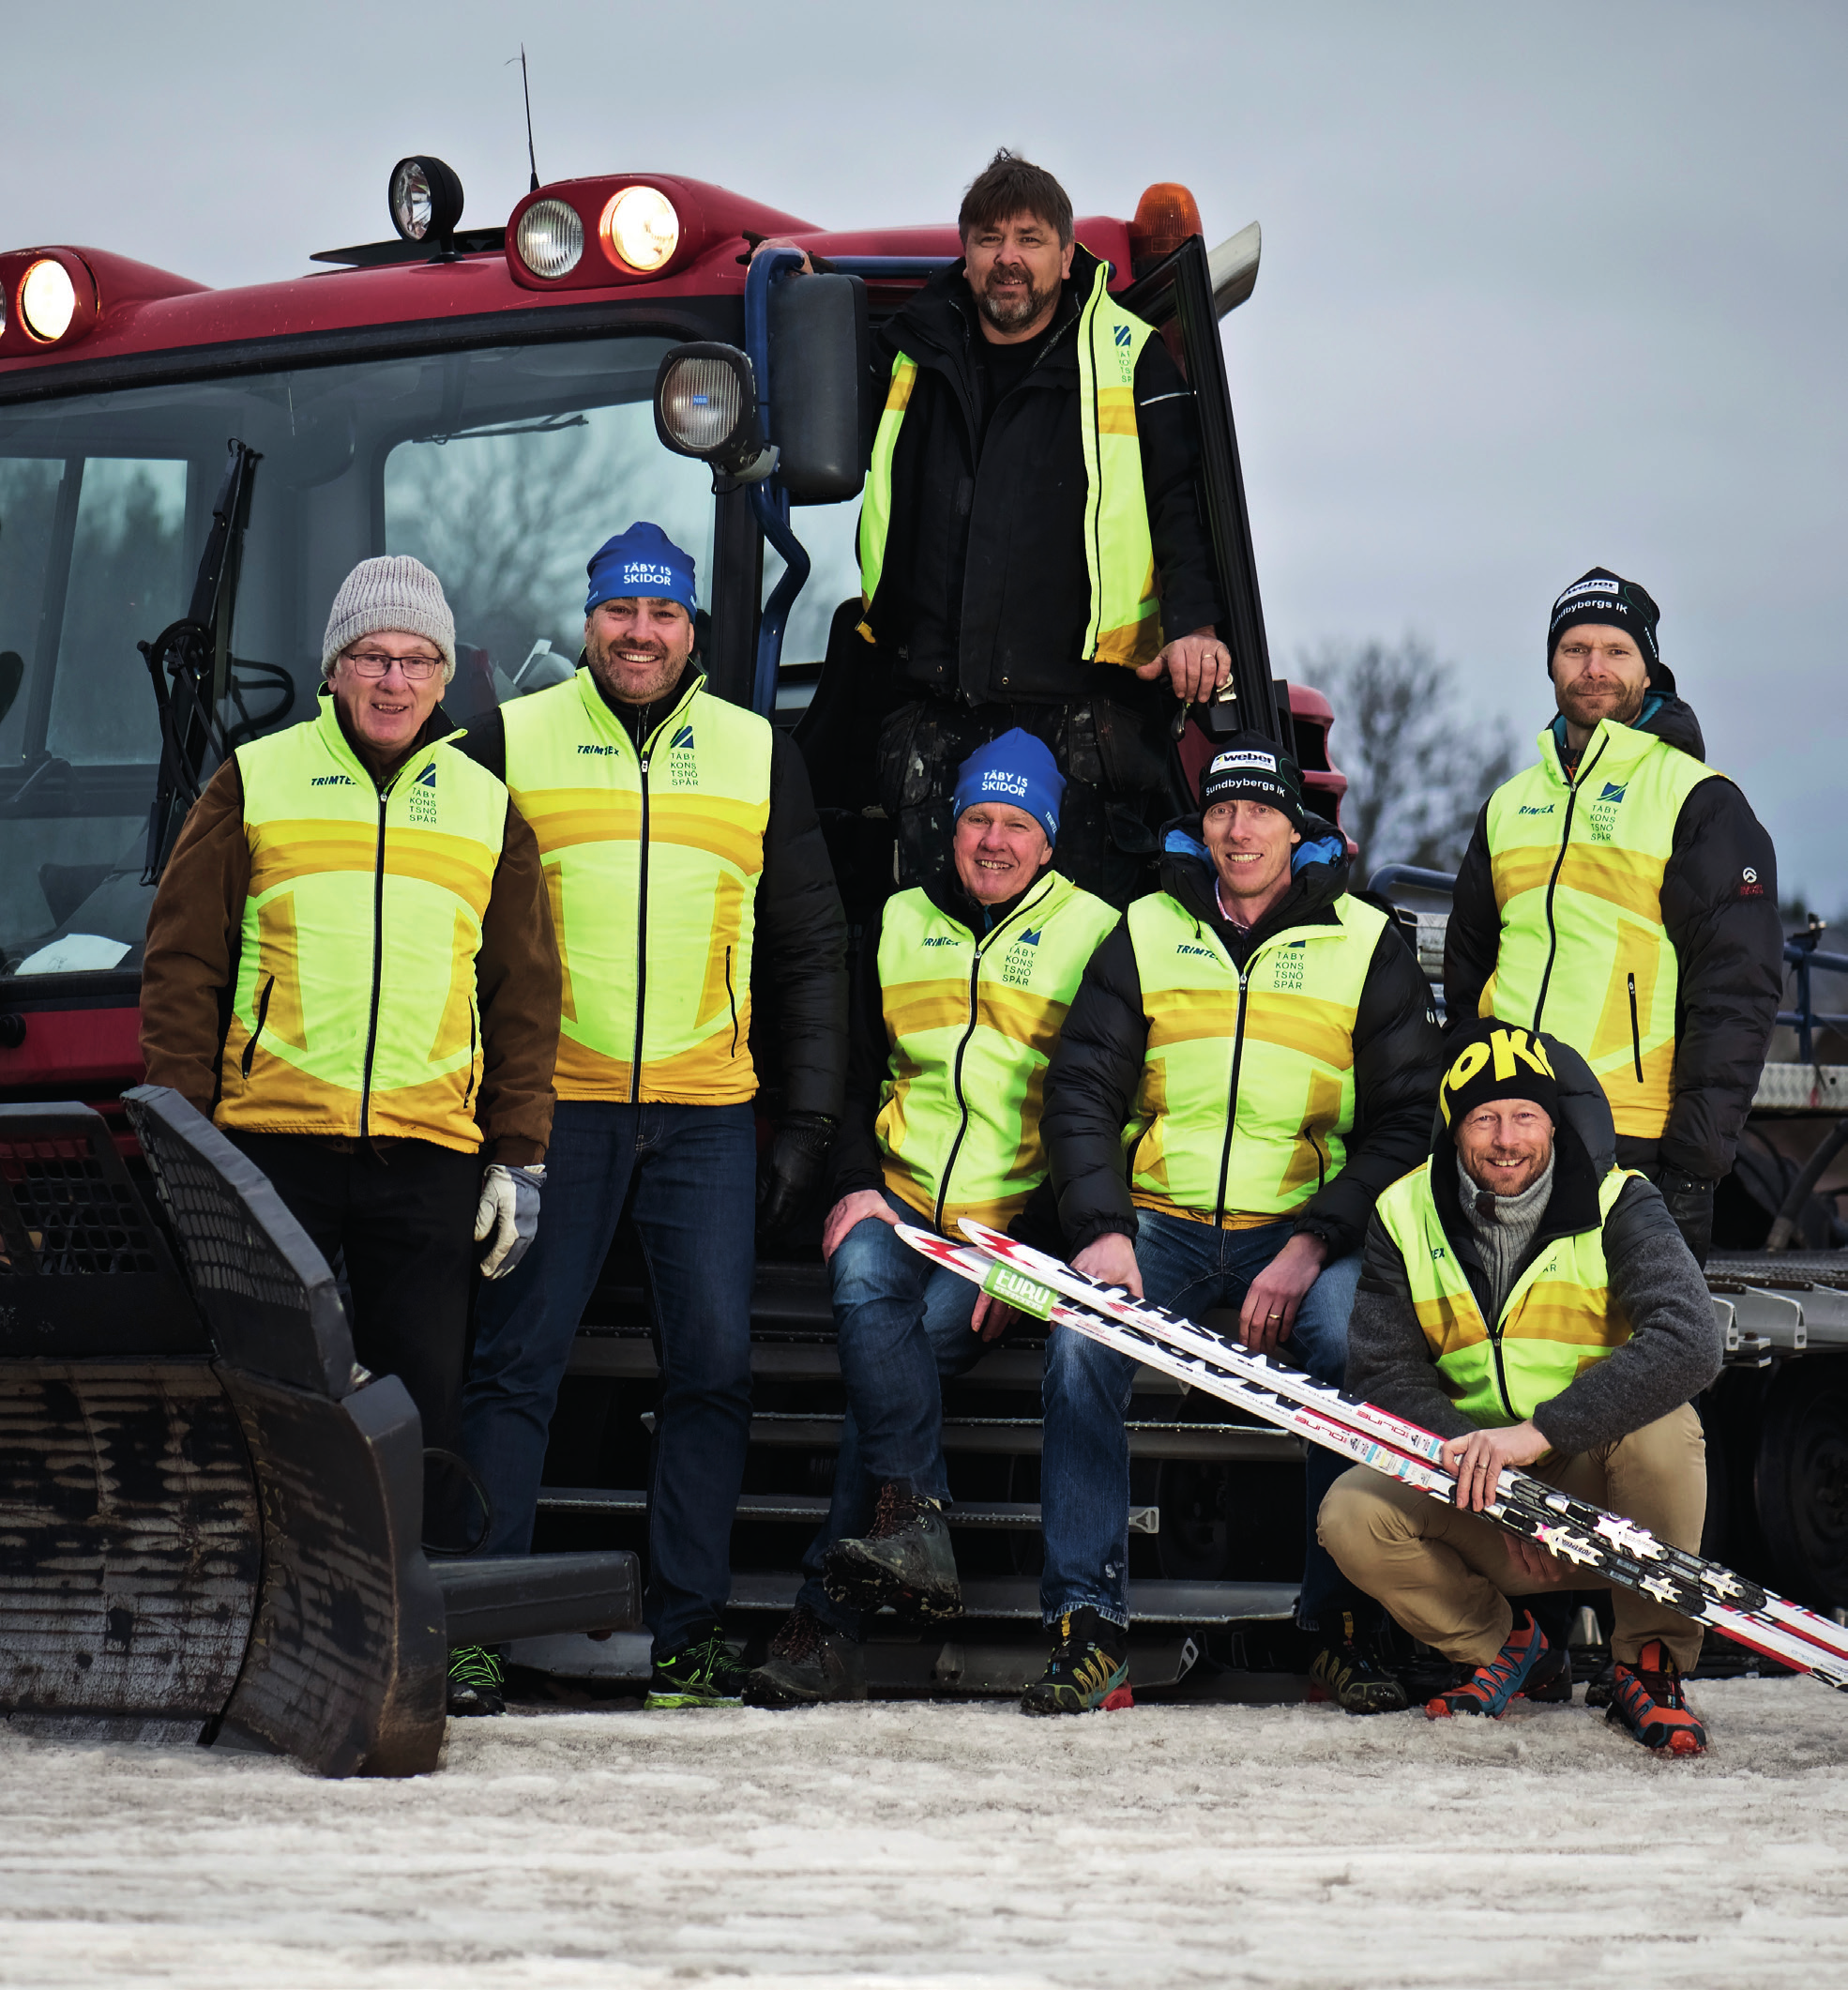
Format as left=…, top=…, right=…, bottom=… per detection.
left=140, top=438, right=282, bottom=884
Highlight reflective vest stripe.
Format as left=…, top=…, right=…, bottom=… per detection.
left=218, top=698, right=507, bottom=1153
left=1123, top=889, right=1388, bottom=1223
left=1075, top=266, right=1162, bottom=666
left=500, top=669, right=772, bottom=1106
left=856, top=262, right=1165, bottom=666
left=857, top=357, right=918, bottom=631
left=1377, top=1161, right=1635, bottom=1427
left=875, top=871, right=1118, bottom=1235
left=1483, top=720, right=1719, bottom=1141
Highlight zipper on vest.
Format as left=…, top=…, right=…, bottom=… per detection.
left=462, top=1000, right=479, bottom=1111
left=357, top=776, right=395, bottom=1137
left=724, top=946, right=738, bottom=1058
left=1488, top=1318, right=1519, bottom=1421
left=1210, top=963, right=1253, bottom=1229
left=241, top=976, right=275, bottom=1079
left=932, top=884, right=1049, bottom=1231
left=1627, top=972, right=1643, bottom=1083
left=630, top=743, right=653, bottom=1104
left=1529, top=733, right=1609, bottom=1030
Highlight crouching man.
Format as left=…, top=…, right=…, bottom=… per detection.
left=1036, top=735, right=1444, bottom=1715
left=746, top=732, right=1118, bottom=1707
left=1319, top=1018, right=1721, bottom=1754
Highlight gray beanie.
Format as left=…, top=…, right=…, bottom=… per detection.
left=321, top=555, right=457, bottom=682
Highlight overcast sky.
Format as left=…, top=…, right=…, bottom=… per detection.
left=5, top=0, right=1842, bottom=904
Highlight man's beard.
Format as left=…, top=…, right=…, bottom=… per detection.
left=1558, top=675, right=1647, bottom=732
left=975, top=261, right=1059, bottom=332
left=590, top=634, right=681, bottom=705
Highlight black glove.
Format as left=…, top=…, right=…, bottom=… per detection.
left=1656, top=1168, right=1715, bottom=1268
left=757, top=1112, right=837, bottom=1235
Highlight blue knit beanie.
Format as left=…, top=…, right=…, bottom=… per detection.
left=952, top=728, right=1064, bottom=844
left=584, top=522, right=698, bottom=616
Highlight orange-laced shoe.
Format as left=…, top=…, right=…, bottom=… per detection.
left=1606, top=1640, right=1707, bottom=1756
left=1426, top=1612, right=1547, bottom=1720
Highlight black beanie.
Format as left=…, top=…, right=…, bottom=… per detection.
left=1546, top=567, right=1661, bottom=677
left=1437, top=1020, right=1562, bottom=1135
left=1197, top=730, right=1304, bottom=827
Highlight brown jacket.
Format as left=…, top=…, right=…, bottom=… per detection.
left=141, top=723, right=560, bottom=1165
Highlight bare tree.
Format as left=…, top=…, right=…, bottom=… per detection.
left=1299, top=635, right=1520, bottom=883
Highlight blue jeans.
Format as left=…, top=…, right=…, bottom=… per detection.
left=461, top=1100, right=756, bottom=1652
left=795, top=1192, right=984, bottom=1636
left=1039, top=1212, right=1366, bottom=1632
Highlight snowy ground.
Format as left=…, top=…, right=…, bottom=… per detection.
left=5, top=1679, right=1848, bottom=1987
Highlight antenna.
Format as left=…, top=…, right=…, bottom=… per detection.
left=507, top=45, right=539, bottom=191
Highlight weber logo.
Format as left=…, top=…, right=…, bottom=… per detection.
left=1209, top=749, right=1278, bottom=774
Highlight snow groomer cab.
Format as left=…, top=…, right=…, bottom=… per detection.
left=0, top=156, right=1355, bottom=1710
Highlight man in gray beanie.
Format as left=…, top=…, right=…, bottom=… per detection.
left=141, top=554, right=561, bottom=1716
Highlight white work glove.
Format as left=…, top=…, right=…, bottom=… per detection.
left=475, top=1162, right=545, bottom=1279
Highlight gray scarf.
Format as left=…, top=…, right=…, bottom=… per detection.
left=1456, top=1149, right=1555, bottom=1320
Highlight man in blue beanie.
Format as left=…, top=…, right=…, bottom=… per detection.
left=460, top=521, right=847, bottom=1712
left=744, top=729, right=1119, bottom=1706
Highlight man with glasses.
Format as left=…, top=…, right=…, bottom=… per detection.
left=141, top=555, right=561, bottom=1714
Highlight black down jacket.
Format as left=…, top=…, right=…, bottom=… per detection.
left=1443, top=690, right=1782, bottom=1183
left=862, top=246, right=1223, bottom=706
left=1042, top=820, right=1445, bottom=1257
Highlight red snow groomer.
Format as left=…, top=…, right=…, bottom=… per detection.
left=0, top=156, right=1824, bottom=1757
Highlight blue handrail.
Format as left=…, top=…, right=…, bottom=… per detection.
left=742, top=248, right=812, bottom=719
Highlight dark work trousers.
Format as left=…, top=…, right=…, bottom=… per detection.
left=462, top=1100, right=757, bottom=1654
left=223, top=1131, right=481, bottom=1464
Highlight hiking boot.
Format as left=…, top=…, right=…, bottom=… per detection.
left=1426, top=1612, right=1548, bottom=1719
left=822, top=1481, right=962, bottom=1622
left=1584, top=1659, right=1617, bottom=1709
left=1607, top=1640, right=1707, bottom=1755
left=645, top=1625, right=749, bottom=1709
left=742, top=1605, right=868, bottom=1709
left=1308, top=1613, right=1410, bottom=1715
left=447, top=1645, right=505, bottom=1718
left=1521, top=1643, right=1575, bottom=1704
left=1021, top=1606, right=1133, bottom=1717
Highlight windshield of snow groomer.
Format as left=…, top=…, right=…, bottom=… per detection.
left=0, top=334, right=714, bottom=983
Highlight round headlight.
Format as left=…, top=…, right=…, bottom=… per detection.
left=602, top=187, right=679, bottom=273
left=20, top=259, right=77, bottom=342
left=516, top=199, right=584, bottom=280
left=659, top=352, right=746, bottom=454
left=388, top=156, right=464, bottom=244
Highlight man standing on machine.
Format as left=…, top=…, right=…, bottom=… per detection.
left=783, top=149, right=1228, bottom=905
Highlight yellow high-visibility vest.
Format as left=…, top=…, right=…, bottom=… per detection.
left=1374, top=1157, right=1635, bottom=1427
left=857, top=258, right=1165, bottom=667
left=1123, top=889, right=1389, bottom=1223
left=1481, top=718, right=1722, bottom=1142
left=217, top=695, right=507, bottom=1153
left=875, top=870, right=1118, bottom=1234
left=499, top=669, right=772, bottom=1104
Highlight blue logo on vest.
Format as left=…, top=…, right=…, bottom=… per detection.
left=416, top=764, right=437, bottom=788
left=1113, top=324, right=1132, bottom=347
left=1019, top=928, right=1042, bottom=947
left=672, top=723, right=695, bottom=750
left=1598, top=781, right=1628, bottom=803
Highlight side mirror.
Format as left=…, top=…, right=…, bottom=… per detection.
left=766, top=272, right=871, bottom=505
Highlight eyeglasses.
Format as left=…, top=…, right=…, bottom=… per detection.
left=341, top=649, right=445, bottom=681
